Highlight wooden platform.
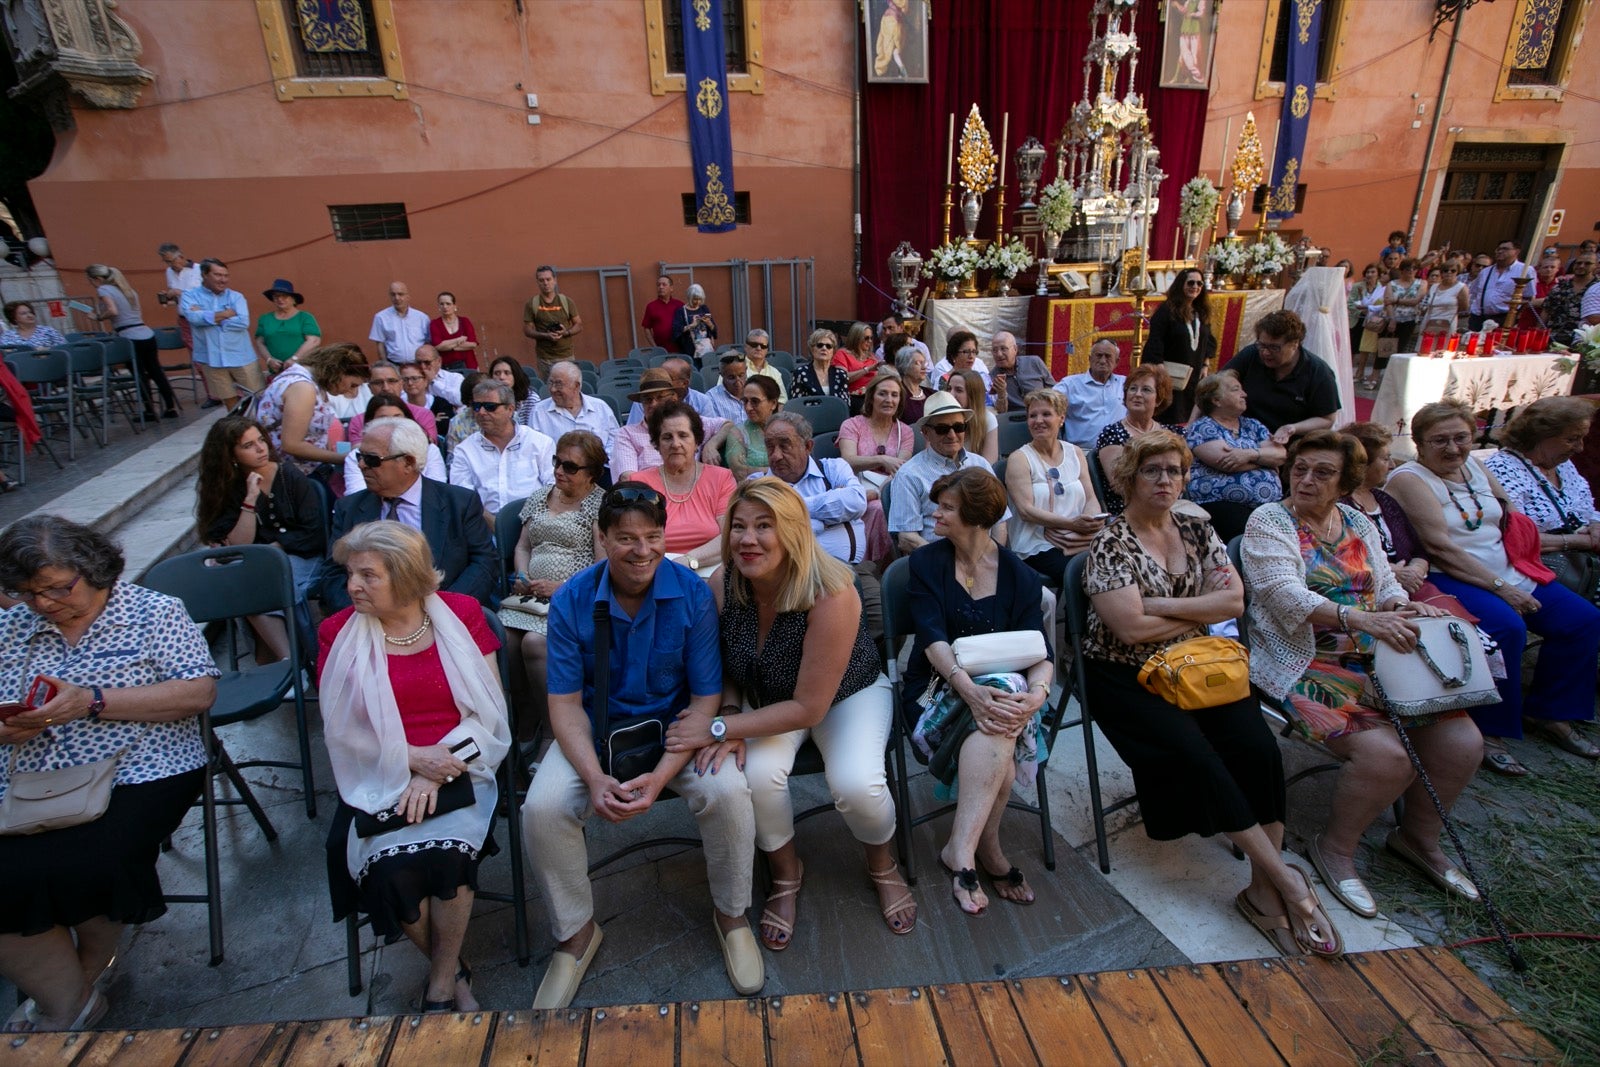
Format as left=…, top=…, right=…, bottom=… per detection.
left=3, top=947, right=1557, bottom=1066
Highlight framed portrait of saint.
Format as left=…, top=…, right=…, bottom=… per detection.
left=1160, top=0, right=1217, bottom=90
left=865, top=0, right=929, bottom=84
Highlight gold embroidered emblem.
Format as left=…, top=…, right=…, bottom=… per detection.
left=695, top=77, right=723, bottom=120
left=1295, top=0, right=1321, bottom=45
left=1272, top=158, right=1300, bottom=213
left=697, top=164, right=736, bottom=227
left=693, top=0, right=712, bottom=32
left=1290, top=84, right=1310, bottom=119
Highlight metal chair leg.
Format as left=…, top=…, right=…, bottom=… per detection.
left=215, top=743, right=279, bottom=842
left=345, top=915, right=363, bottom=996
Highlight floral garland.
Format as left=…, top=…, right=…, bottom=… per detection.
left=1178, top=176, right=1220, bottom=233
left=922, top=241, right=982, bottom=282
left=1037, top=178, right=1077, bottom=234
left=981, top=238, right=1035, bottom=279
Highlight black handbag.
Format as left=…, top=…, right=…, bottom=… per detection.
left=590, top=600, right=666, bottom=782
left=353, top=738, right=477, bottom=838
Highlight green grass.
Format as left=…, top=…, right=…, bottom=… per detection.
left=1364, top=757, right=1600, bottom=1063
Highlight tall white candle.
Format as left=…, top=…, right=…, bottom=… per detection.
left=946, top=113, right=955, bottom=185
left=1221, top=115, right=1234, bottom=182
left=999, top=113, right=1010, bottom=188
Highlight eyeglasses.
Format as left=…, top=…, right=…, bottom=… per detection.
left=469, top=401, right=506, bottom=412
left=605, top=486, right=666, bottom=508
left=926, top=422, right=967, bottom=436
left=1255, top=342, right=1289, bottom=355
left=745, top=340, right=769, bottom=349
left=357, top=451, right=405, bottom=469
left=3, top=575, right=82, bottom=603
left=1423, top=432, right=1473, bottom=449
left=552, top=458, right=590, bottom=475
left=1289, top=463, right=1341, bottom=483
left=1137, top=465, right=1185, bottom=482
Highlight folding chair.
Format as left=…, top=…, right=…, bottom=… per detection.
left=767, top=351, right=796, bottom=375
left=996, top=410, right=1031, bottom=457
left=811, top=430, right=840, bottom=460
left=6, top=348, right=73, bottom=463
left=627, top=346, right=667, bottom=363
left=154, top=326, right=202, bottom=403
left=1086, top=446, right=1112, bottom=506
left=496, top=496, right=529, bottom=590
left=97, top=336, right=147, bottom=435
left=344, top=608, right=532, bottom=995
left=783, top=394, right=849, bottom=436
left=606, top=354, right=645, bottom=370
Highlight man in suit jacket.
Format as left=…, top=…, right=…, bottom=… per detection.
left=318, top=416, right=498, bottom=609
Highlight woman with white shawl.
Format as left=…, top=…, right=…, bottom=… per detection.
left=1285, top=266, right=1357, bottom=426
left=318, top=521, right=510, bottom=1013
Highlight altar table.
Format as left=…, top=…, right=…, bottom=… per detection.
left=1372, top=352, right=1579, bottom=459
left=1028, top=289, right=1284, bottom=378
left=923, top=296, right=1033, bottom=367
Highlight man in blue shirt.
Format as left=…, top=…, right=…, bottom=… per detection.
left=179, top=258, right=263, bottom=411
left=523, top=484, right=761, bottom=1009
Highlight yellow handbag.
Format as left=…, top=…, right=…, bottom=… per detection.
left=1136, top=636, right=1251, bottom=711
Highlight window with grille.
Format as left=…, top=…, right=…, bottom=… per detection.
left=682, top=192, right=751, bottom=226
left=329, top=203, right=411, bottom=242
left=663, top=0, right=748, bottom=75
left=283, top=0, right=386, bottom=78
left=1266, top=0, right=1341, bottom=83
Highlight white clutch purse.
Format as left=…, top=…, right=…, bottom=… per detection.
left=951, top=630, right=1048, bottom=677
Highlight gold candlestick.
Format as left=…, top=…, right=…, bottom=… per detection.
left=1506, top=275, right=1532, bottom=327
left=993, top=186, right=1007, bottom=245
left=1131, top=287, right=1150, bottom=361
left=940, top=183, right=954, bottom=246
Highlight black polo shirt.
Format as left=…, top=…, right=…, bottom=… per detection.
left=1223, top=343, right=1340, bottom=432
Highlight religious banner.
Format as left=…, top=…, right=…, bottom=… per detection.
left=1266, top=0, right=1322, bottom=222
left=1159, top=0, right=1217, bottom=90
left=1031, top=290, right=1284, bottom=378
left=682, top=0, right=737, bottom=234
left=295, top=0, right=369, bottom=53
left=865, top=0, right=930, bottom=84
left=1511, top=0, right=1562, bottom=73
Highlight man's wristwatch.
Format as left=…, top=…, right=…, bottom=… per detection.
left=1491, top=578, right=1506, bottom=590
left=709, top=715, right=727, bottom=740
left=87, top=686, right=106, bottom=722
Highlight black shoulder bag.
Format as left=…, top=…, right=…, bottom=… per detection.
left=590, top=599, right=666, bottom=782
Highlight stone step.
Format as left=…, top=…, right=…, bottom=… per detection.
left=117, top=472, right=203, bottom=580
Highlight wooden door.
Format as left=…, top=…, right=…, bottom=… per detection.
left=1432, top=143, right=1556, bottom=256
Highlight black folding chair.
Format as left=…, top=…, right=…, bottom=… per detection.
left=154, top=326, right=202, bottom=403
left=496, top=496, right=529, bottom=592
left=344, top=608, right=532, bottom=995
left=783, top=395, right=850, bottom=436
left=7, top=349, right=74, bottom=463
left=811, top=430, right=840, bottom=460
left=996, top=410, right=1031, bottom=457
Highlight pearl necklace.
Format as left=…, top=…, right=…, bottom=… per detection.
left=384, top=613, right=432, bottom=646
left=662, top=464, right=701, bottom=503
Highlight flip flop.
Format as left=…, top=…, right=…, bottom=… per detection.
left=1286, top=863, right=1344, bottom=957
left=940, top=859, right=987, bottom=917
left=1385, top=831, right=1480, bottom=903
left=758, top=864, right=803, bottom=951
left=1481, top=746, right=1530, bottom=777
left=868, top=864, right=918, bottom=934
left=1307, top=834, right=1378, bottom=918
left=982, top=865, right=1037, bottom=906
left=1235, top=888, right=1299, bottom=956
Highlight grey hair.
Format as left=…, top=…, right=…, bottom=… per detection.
left=894, top=346, right=924, bottom=378
left=1089, top=338, right=1120, bottom=356
left=746, top=328, right=769, bottom=344
left=331, top=521, right=442, bottom=604
left=473, top=380, right=516, bottom=406
left=157, top=242, right=181, bottom=257
left=764, top=410, right=813, bottom=443
left=363, top=417, right=429, bottom=464
left=687, top=283, right=706, bottom=302
left=370, top=359, right=399, bottom=376
left=0, top=515, right=125, bottom=591
left=547, top=360, right=582, bottom=384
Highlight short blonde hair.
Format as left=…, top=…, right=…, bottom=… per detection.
left=332, top=520, right=442, bottom=604
left=722, top=478, right=854, bottom=613
left=1111, top=430, right=1191, bottom=493
left=1025, top=388, right=1066, bottom=418
left=1410, top=400, right=1476, bottom=443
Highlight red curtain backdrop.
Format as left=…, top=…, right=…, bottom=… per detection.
left=859, top=0, right=1209, bottom=320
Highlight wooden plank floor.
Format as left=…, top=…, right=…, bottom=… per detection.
left=3, top=948, right=1559, bottom=1066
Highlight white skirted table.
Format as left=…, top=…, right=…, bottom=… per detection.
left=1372, top=352, right=1579, bottom=459
left=923, top=295, right=1033, bottom=361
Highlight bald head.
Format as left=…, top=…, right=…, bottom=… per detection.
left=991, top=331, right=1018, bottom=370
left=1088, top=341, right=1118, bottom=382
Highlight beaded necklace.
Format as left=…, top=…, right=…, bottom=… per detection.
left=1442, top=474, right=1484, bottom=531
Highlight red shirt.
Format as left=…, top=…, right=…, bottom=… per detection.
left=832, top=349, right=879, bottom=395
left=429, top=315, right=479, bottom=369
left=641, top=297, right=685, bottom=349
left=317, top=591, right=500, bottom=747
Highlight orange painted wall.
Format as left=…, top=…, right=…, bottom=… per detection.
left=1196, top=0, right=1599, bottom=263
left=27, top=0, right=857, bottom=361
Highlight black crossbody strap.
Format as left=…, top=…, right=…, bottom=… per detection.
left=591, top=591, right=612, bottom=755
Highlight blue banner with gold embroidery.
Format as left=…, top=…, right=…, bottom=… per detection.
left=1267, top=0, right=1322, bottom=221
left=683, top=0, right=736, bottom=233
left=296, top=0, right=368, bottom=54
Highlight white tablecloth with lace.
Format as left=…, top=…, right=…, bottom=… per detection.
left=1373, top=352, right=1578, bottom=459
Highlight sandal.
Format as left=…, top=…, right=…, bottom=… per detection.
left=867, top=864, right=918, bottom=934
left=758, top=864, right=803, bottom=951
left=940, top=859, right=987, bottom=917
left=1527, top=721, right=1600, bottom=760
left=1235, top=888, right=1299, bottom=956
left=1481, top=743, right=1530, bottom=777
left=982, top=865, right=1036, bottom=906
left=1285, top=864, right=1344, bottom=957
left=421, top=958, right=471, bottom=1013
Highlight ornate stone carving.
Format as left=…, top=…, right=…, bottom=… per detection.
left=2, top=0, right=153, bottom=121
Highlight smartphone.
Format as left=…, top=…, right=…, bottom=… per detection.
left=1088, top=512, right=1112, bottom=522
left=449, top=736, right=482, bottom=764
left=0, top=676, right=57, bottom=720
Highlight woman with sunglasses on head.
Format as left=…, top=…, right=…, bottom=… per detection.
left=793, top=329, right=851, bottom=401
left=1140, top=269, right=1215, bottom=422
left=1005, top=389, right=1104, bottom=584
left=342, top=395, right=446, bottom=495
left=500, top=430, right=605, bottom=734
left=195, top=414, right=327, bottom=665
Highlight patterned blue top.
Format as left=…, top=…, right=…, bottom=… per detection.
left=1184, top=416, right=1283, bottom=506
left=0, top=324, right=68, bottom=349
left=0, top=581, right=219, bottom=799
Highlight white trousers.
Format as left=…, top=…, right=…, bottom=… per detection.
left=522, top=740, right=755, bottom=942
left=743, top=674, right=897, bottom=853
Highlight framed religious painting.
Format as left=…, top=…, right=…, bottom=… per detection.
left=1160, top=0, right=1218, bottom=89
left=865, top=0, right=929, bottom=84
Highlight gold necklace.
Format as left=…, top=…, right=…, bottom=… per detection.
left=661, top=463, right=701, bottom=503
left=384, top=612, right=432, bottom=646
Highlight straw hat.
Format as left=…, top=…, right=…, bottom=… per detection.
left=915, top=390, right=974, bottom=428
left=628, top=368, right=678, bottom=401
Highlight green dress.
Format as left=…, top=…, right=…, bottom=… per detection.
left=254, top=310, right=322, bottom=362
left=727, top=420, right=769, bottom=469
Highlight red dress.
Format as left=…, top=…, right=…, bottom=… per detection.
left=428, top=316, right=479, bottom=369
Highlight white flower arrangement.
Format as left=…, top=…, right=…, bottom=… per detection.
left=922, top=241, right=982, bottom=282
left=1247, top=233, right=1292, bottom=275
left=981, top=239, right=1035, bottom=279
left=1208, top=240, right=1249, bottom=276
left=1177, top=176, right=1220, bottom=233
left=1037, top=178, right=1077, bottom=234
left=1563, top=322, right=1600, bottom=373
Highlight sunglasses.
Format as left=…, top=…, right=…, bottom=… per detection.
left=606, top=486, right=666, bottom=508
left=813, top=343, right=835, bottom=350
left=746, top=340, right=769, bottom=349
left=358, top=451, right=405, bottom=469
left=552, top=457, right=590, bottom=475
left=926, top=422, right=967, bottom=436
left=1045, top=467, right=1066, bottom=496
left=470, top=401, right=506, bottom=412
